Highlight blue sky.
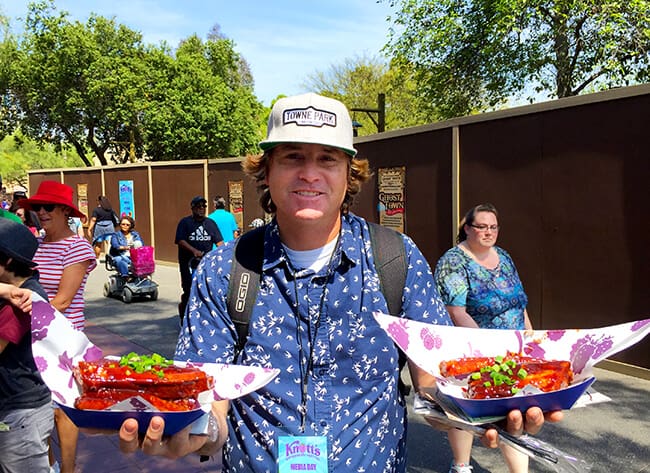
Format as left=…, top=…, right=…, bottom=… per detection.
left=2, top=0, right=395, bottom=105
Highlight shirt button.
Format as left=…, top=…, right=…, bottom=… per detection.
left=320, top=420, right=327, bottom=427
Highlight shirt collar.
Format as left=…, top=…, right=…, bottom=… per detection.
left=261, top=215, right=359, bottom=273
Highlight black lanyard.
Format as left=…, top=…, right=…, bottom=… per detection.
left=289, top=235, right=340, bottom=433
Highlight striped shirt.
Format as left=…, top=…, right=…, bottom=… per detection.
left=34, top=236, right=97, bottom=330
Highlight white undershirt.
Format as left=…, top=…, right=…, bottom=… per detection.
left=283, top=238, right=338, bottom=273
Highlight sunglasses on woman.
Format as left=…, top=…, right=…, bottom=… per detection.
left=32, top=203, right=57, bottom=212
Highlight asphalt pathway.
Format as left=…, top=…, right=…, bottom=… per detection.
left=65, top=260, right=649, bottom=472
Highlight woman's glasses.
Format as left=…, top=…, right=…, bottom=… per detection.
left=470, top=224, right=500, bottom=232
left=32, top=203, right=57, bottom=212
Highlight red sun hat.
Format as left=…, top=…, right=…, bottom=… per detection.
left=18, top=181, right=87, bottom=221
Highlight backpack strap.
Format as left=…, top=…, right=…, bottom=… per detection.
left=367, top=222, right=411, bottom=396
left=367, top=222, right=407, bottom=316
left=226, top=226, right=266, bottom=357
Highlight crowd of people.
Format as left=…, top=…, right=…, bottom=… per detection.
left=0, top=94, right=560, bottom=473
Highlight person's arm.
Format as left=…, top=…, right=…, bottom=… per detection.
left=49, top=260, right=91, bottom=313
left=0, top=283, right=32, bottom=314
left=444, top=305, right=480, bottom=328
left=523, top=308, right=533, bottom=331
left=86, top=215, right=97, bottom=239
left=110, top=233, right=123, bottom=251
left=178, top=240, right=204, bottom=259
left=175, top=220, right=203, bottom=257
left=111, top=233, right=132, bottom=252
left=209, top=222, right=223, bottom=247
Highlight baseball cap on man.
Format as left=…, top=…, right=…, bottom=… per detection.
left=191, top=196, right=207, bottom=207
left=259, top=93, right=357, bottom=157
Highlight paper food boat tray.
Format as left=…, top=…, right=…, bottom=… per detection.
left=374, top=312, right=650, bottom=419
left=30, top=297, right=280, bottom=434
left=437, top=377, right=595, bottom=420
left=57, top=403, right=207, bottom=436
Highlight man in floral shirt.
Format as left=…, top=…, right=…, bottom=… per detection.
left=120, top=94, right=560, bottom=472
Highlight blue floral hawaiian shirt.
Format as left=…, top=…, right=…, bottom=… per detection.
left=434, top=246, right=528, bottom=329
left=176, top=213, right=451, bottom=472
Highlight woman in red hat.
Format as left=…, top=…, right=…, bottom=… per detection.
left=18, top=180, right=96, bottom=473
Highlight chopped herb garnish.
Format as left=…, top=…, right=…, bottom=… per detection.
left=119, top=352, right=173, bottom=377
left=469, top=354, right=532, bottom=393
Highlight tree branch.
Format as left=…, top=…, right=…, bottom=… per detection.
left=60, top=126, right=92, bottom=167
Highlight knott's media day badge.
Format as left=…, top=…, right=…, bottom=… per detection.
left=278, top=436, right=327, bottom=473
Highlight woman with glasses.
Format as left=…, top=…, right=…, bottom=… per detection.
left=18, top=181, right=96, bottom=473
left=434, top=203, right=532, bottom=473
left=86, top=195, right=119, bottom=260
left=109, top=216, right=144, bottom=276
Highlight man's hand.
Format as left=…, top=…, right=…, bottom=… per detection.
left=119, top=417, right=210, bottom=459
left=118, top=402, right=229, bottom=459
left=480, top=407, right=563, bottom=448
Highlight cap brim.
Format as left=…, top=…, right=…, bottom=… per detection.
left=259, top=140, right=357, bottom=157
left=0, top=248, right=37, bottom=267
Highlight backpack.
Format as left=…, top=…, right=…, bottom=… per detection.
left=226, top=222, right=412, bottom=396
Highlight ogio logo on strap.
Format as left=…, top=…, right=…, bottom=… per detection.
left=234, top=272, right=250, bottom=313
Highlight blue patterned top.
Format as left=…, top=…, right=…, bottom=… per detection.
left=434, top=246, right=528, bottom=329
left=176, top=213, right=451, bottom=472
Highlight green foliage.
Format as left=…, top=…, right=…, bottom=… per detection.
left=0, top=131, right=84, bottom=187
left=1, top=2, right=265, bottom=165
left=303, top=54, right=437, bottom=135
left=142, top=35, right=264, bottom=160
left=385, top=0, right=650, bottom=119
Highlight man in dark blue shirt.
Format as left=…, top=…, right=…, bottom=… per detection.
left=174, top=196, right=222, bottom=323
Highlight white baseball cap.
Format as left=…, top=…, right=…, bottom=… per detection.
left=259, top=93, right=357, bottom=157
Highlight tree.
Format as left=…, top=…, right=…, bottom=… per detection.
left=5, top=1, right=150, bottom=165
left=0, top=132, right=84, bottom=189
left=2, top=3, right=265, bottom=165
left=141, top=34, right=264, bottom=160
left=303, top=54, right=437, bottom=135
left=384, top=0, right=650, bottom=119
left=207, top=23, right=254, bottom=87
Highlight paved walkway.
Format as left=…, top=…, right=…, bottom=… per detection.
left=55, top=260, right=650, bottom=472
